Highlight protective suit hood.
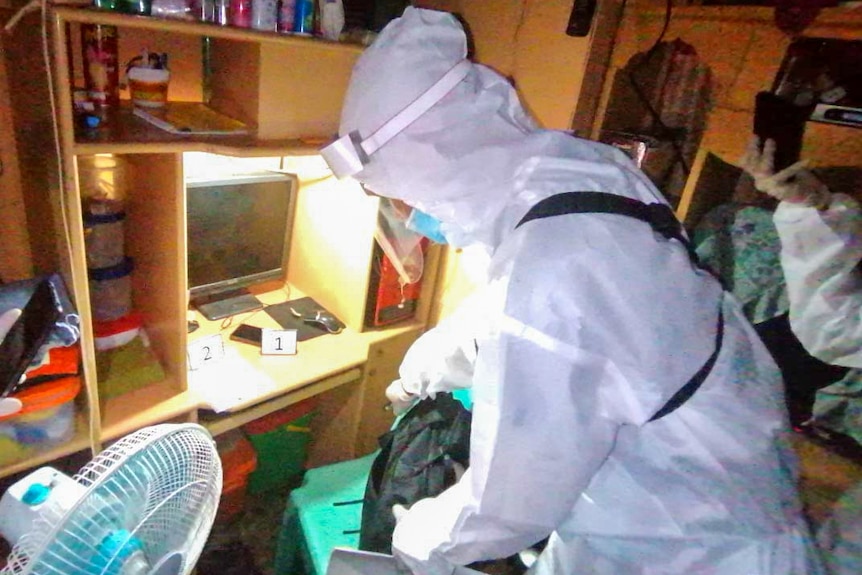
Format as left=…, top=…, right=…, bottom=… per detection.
left=337, top=7, right=662, bottom=249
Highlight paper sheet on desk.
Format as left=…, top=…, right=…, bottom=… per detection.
left=187, top=348, right=276, bottom=412
left=327, top=549, right=484, bottom=575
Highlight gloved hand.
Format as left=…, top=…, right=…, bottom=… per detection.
left=0, top=308, right=21, bottom=342
left=392, top=503, right=409, bottom=523
left=741, top=137, right=831, bottom=209
left=386, top=379, right=419, bottom=415
left=0, top=308, right=23, bottom=416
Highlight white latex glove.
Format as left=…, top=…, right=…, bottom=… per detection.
left=392, top=503, right=409, bottom=523
left=0, top=308, right=21, bottom=342
left=0, top=308, right=25, bottom=417
left=741, top=137, right=831, bottom=209
left=385, top=379, right=418, bottom=415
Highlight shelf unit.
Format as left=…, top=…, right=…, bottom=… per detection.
left=1, top=7, right=439, bottom=478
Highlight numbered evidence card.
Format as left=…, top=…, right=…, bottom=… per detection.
left=261, top=328, right=298, bottom=355
left=187, top=333, right=278, bottom=412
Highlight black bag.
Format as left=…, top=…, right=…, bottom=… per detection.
left=359, top=392, right=472, bottom=553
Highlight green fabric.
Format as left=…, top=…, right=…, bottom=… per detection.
left=95, top=336, right=165, bottom=398
left=248, top=413, right=314, bottom=494
left=693, top=203, right=788, bottom=324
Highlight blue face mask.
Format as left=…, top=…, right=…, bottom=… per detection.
left=405, top=209, right=448, bottom=244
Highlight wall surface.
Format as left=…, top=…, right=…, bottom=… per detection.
left=425, top=0, right=591, bottom=130
left=0, top=8, right=33, bottom=282
left=421, top=0, right=596, bottom=323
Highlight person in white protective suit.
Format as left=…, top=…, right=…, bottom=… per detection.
left=743, top=136, right=862, bottom=575
left=320, top=7, right=824, bottom=575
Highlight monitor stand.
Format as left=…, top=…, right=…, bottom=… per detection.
left=191, top=288, right=264, bottom=321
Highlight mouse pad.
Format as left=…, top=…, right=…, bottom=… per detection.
left=265, top=297, right=338, bottom=342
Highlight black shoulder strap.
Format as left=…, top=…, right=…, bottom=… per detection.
left=515, top=191, right=722, bottom=421
left=516, top=191, right=701, bottom=266
left=648, top=309, right=723, bottom=421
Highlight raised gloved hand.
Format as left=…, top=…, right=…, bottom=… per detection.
left=385, top=379, right=418, bottom=415
left=0, top=308, right=21, bottom=343
left=392, top=503, right=409, bottom=523
left=741, top=137, right=831, bottom=209
left=0, top=308, right=24, bottom=416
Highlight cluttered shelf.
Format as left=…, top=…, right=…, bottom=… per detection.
left=72, top=102, right=327, bottom=156
left=52, top=6, right=366, bottom=52
left=0, top=412, right=90, bottom=480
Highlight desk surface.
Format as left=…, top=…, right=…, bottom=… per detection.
left=186, top=286, right=421, bottom=414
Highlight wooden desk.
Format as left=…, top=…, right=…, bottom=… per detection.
left=185, top=286, right=421, bottom=466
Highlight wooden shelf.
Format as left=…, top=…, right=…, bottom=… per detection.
left=0, top=412, right=91, bottom=479
left=201, top=367, right=362, bottom=436
left=0, top=3, right=429, bottom=480
left=54, top=7, right=365, bottom=53
left=73, top=103, right=325, bottom=155
left=99, top=381, right=197, bottom=443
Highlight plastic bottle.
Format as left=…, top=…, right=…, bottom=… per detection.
left=318, top=0, right=344, bottom=41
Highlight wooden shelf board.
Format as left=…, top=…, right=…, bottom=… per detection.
left=73, top=103, right=325, bottom=155
left=0, top=413, right=91, bottom=479
left=54, top=6, right=364, bottom=54
left=99, top=381, right=200, bottom=442
left=201, top=366, right=362, bottom=436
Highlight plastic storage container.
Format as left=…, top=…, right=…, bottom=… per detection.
left=0, top=375, right=81, bottom=466
left=83, top=197, right=125, bottom=269
left=216, top=429, right=258, bottom=521
left=244, top=398, right=315, bottom=494
left=77, top=154, right=128, bottom=200
left=88, top=256, right=134, bottom=321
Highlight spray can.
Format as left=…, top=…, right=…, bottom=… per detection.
left=277, top=0, right=296, bottom=33
left=81, top=24, right=120, bottom=111
left=230, top=0, right=253, bottom=27
left=251, top=0, right=278, bottom=31
left=293, top=0, right=314, bottom=35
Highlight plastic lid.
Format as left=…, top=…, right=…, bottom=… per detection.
left=88, top=256, right=134, bottom=280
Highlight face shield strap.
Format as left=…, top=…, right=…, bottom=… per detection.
left=321, top=60, right=472, bottom=179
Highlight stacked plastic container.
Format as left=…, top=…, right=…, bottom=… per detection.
left=80, top=155, right=134, bottom=322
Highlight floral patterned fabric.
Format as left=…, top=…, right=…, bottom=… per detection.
left=693, top=203, right=789, bottom=324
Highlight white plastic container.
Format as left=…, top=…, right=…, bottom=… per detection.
left=89, top=256, right=134, bottom=321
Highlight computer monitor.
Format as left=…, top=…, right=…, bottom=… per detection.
left=186, top=171, right=296, bottom=321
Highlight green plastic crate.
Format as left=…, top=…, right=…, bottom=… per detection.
left=245, top=409, right=314, bottom=494
left=274, top=452, right=376, bottom=575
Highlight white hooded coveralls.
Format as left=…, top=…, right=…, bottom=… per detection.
left=773, top=194, right=862, bottom=575
left=334, top=8, right=823, bottom=575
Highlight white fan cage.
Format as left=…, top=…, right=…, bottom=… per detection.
left=2, top=423, right=222, bottom=575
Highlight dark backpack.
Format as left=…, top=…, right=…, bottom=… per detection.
left=359, top=393, right=471, bottom=553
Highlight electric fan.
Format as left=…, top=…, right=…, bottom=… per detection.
left=0, top=423, right=222, bottom=575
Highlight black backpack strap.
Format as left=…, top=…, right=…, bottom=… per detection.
left=515, top=191, right=721, bottom=421
left=516, top=191, right=701, bottom=266
left=649, top=309, right=724, bottom=421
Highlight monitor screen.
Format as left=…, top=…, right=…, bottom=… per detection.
left=186, top=172, right=296, bottom=320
